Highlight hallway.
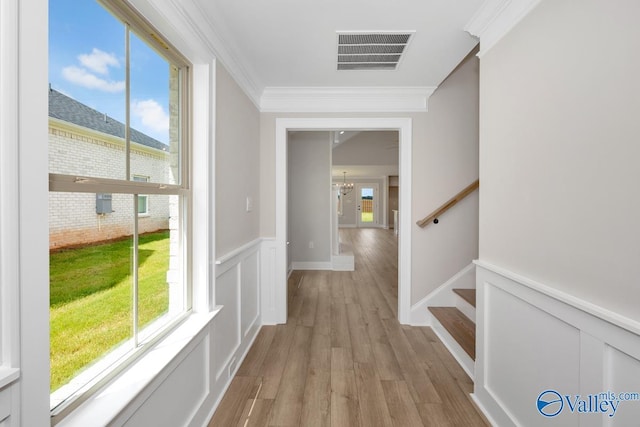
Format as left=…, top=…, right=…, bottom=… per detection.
left=209, top=229, right=488, bottom=426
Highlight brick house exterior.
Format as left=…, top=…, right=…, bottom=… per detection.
left=48, top=89, right=172, bottom=249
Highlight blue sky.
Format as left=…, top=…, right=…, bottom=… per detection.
left=49, top=0, right=170, bottom=143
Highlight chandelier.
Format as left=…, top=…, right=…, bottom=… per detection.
left=336, top=171, right=354, bottom=196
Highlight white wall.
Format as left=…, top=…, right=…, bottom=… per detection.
left=411, top=50, right=479, bottom=306
left=332, top=130, right=399, bottom=167
left=479, top=0, right=640, bottom=323
left=288, top=131, right=332, bottom=267
left=215, top=62, right=261, bottom=257
left=476, top=0, right=640, bottom=424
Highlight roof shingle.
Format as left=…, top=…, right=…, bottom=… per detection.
left=48, top=88, right=168, bottom=151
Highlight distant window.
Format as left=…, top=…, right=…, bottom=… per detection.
left=133, top=175, right=150, bottom=215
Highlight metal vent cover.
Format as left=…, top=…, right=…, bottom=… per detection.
left=337, top=32, right=413, bottom=71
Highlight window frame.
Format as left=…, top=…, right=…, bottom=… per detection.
left=48, top=0, right=193, bottom=422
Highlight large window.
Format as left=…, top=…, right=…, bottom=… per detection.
left=48, top=0, right=190, bottom=420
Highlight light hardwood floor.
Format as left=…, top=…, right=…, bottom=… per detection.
left=208, top=228, right=489, bottom=426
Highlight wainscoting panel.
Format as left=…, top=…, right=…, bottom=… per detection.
left=260, top=239, right=282, bottom=325
left=605, top=346, right=640, bottom=426
left=114, top=240, right=264, bottom=427
left=474, top=261, right=640, bottom=427
left=213, top=266, right=241, bottom=381
left=123, top=338, right=209, bottom=427
left=484, top=283, right=580, bottom=426
left=241, top=250, right=260, bottom=338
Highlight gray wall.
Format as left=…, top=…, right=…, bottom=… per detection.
left=288, top=131, right=332, bottom=265
left=479, top=0, right=640, bottom=322
left=411, top=49, right=479, bottom=304
left=215, top=62, right=261, bottom=256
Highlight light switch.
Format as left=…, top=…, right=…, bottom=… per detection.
left=246, top=197, right=253, bottom=212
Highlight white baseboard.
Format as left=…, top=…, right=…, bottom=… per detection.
left=197, top=323, right=261, bottom=427
left=409, top=263, right=475, bottom=326
left=338, top=224, right=387, bottom=230
left=291, top=261, right=333, bottom=271
left=474, top=261, right=640, bottom=426
left=431, top=321, right=475, bottom=380
left=332, top=254, right=354, bottom=271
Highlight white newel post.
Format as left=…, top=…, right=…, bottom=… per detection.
left=332, top=187, right=340, bottom=255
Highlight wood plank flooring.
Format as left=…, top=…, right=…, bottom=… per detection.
left=208, top=229, right=489, bottom=427
left=428, top=307, right=476, bottom=360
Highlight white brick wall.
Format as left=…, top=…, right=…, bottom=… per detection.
left=49, top=126, right=171, bottom=249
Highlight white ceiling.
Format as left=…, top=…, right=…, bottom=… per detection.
left=193, top=0, right=482, bottom=95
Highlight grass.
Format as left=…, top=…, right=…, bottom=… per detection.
left=50, top=231, right=170, bottom=392
left=361, top=212, right=374, bottom=223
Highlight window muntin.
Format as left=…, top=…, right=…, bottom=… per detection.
left=48, top=0, right=190, bottom=418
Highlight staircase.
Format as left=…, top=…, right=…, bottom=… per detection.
left=415, top=180, right=479, bottom=379
left=428, top=287, right=476, bottom=377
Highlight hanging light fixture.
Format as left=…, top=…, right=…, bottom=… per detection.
left=336, top=171, right=354, bottom=196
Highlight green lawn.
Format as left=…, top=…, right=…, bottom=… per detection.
left=50, top=231, right=170, bottom=391
left=361, top=212, right=374, bottom=223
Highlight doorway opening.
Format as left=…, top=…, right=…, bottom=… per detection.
left=356, top=184, right=379, bottom=227
left=270, top=118, right=413, bottom=325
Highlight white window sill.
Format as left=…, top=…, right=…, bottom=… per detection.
left=56, top=308, right=220, bottom=427
left=0, top=367, right=19, bottom=390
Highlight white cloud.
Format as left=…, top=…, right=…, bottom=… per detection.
left=62, top=66, right=125, bottom=93
left=78, top=48, right=119, bottom=75
left=131, top=99, right=169, bottom=134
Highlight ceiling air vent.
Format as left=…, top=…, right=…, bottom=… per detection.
left=337, top=32, right=413, bottom=71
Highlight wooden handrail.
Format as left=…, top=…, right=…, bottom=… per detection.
left=416, top=179, right=479, bottom=228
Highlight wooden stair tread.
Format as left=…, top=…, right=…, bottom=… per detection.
left=453, top=288, right=476, bottom=307
left=428, top=307, right=475, bottom=360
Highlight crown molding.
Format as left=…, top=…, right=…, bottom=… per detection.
left=187, top=1, right=263, bottom=107
left=143, top=0, right=262, bottom=108
left=260, top=86, right=436, bottom=113
left=465, top=0, right=542, bottom=57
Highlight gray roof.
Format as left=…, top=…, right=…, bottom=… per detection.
left=48, top=88, right=168, bottom=151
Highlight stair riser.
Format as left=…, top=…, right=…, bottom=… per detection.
left=456, top=296, right=476, bottom=322
left=431, top=322, right=475, bottom=379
